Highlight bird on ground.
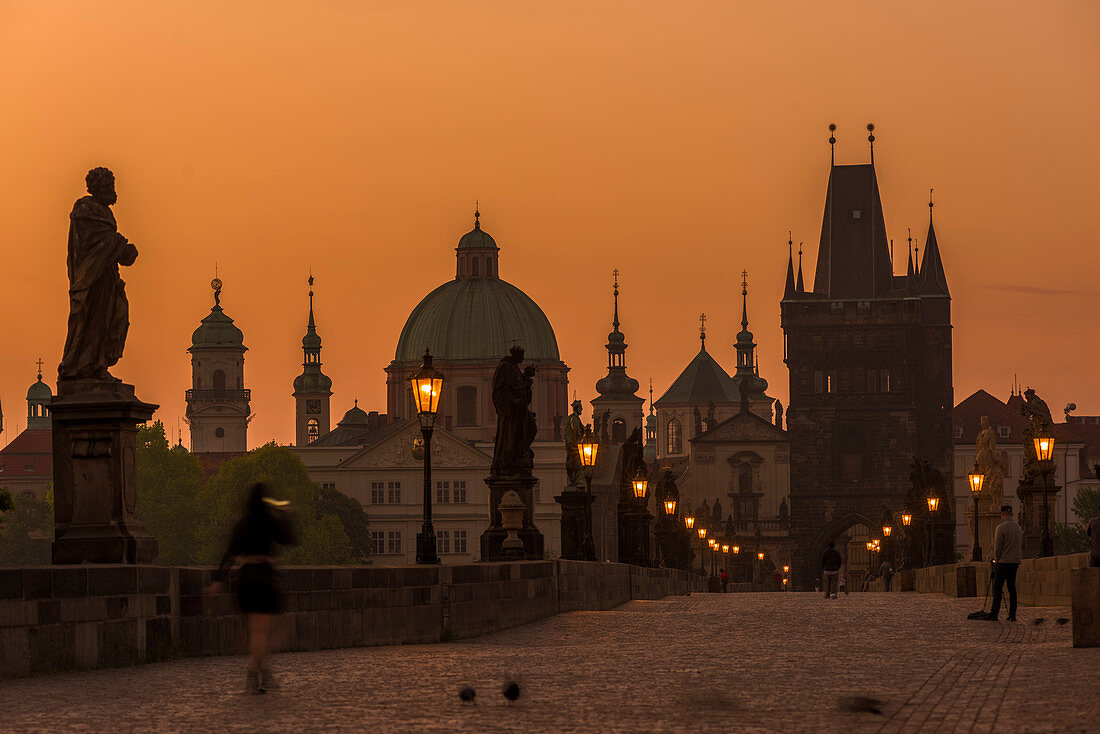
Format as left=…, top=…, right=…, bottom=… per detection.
left=1034, top=618, right=1045, bottom=626
left=838, top=696, right=884, bottom=715
left=1056, top=618, right=1069, bottom=626
left=459, top=686, right=476, bottom=705
left=502, top=681, right=521, bottom=704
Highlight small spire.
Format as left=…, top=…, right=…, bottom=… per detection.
left=474, top=201, right=480, bottom=230
left=906, top=228, right=915, bottom=280
left=649, top=378, right=654, bottom=413
left=929, top=187, right=934, bottom=220
left=828, top=123, right=837, bottom=167
left=699, top=313, right=707, bottom=349
left=867, top=123, right=875, bottom=164
left=354, top=398, right=358, bottom=408
left=612, top=268, right=620, bottom=330
left=307, top=272, right=317, bottom=330
left=783, top=232, right=796, bottom=299
left=741, top=270, right=749, bottom=330
left=796, top=243, right=805, bottom=292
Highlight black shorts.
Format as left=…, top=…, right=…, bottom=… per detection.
left=236, top=562, right=281, bottom=614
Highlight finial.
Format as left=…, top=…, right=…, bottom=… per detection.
left=35, top=357, right=44, bottom=380
left=354, top=398, right=358, bottom=408
left=699, top=313, right=707, bottom=348
left=788, top=230, right=793, bottom=256
left=828, top=123, right=837, bottom=166
left=928, top=187, right=934, bottom=219
left=741, top=270, right=749, bottom=329
left=474, top=200, right=480, bottom=230
left=611, top=268, right=620, bottom=330
left=210, top=269, right=223, bottom=308
left=867, top=122, right=875, bottom=164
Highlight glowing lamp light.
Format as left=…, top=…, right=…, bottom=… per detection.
left=927, top=496, right=940, bottom=513
left=409, top=350, right=445, bottom=425
left=782, top=578, right=788, bottom=586
left=684, top=516, right=695, bottom=530
left=632, top=473, right=649, bottom=500
left=902, top=513, right=912, bottom=526
left=968, top=464, right=985, bottom=495
left=782, top=565, right=790, bottom=574
left=732, top=545, right=740, bottom=554
left=664, top=499, right=677, bottom=515
left=1034, top=434, right=1055, bottom=462
left=757, top=552, right=765, bottom=561
left=882, top=525, right=892, bottom=537
left=722, top=544, right=729, bottom=554
left=866, top=541, right=874, bottom=551
left=578, top=431, right=599, bottom=470
left=698, top=527, right=707, bottom=540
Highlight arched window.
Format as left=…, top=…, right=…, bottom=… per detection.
left=667, top=418, right=682, bottom=454
left=472, top=257, right=480, bottom=276
left=486, top=259, right=493, bottom=277
left=213, top=369, right=226, bottom=391
left=456, top=386, right=478, bottom=426
left=738, top=463, right=752, bottom=494
left=307, top=419, right=319, bottom=442
left=612, top=417, right=626, bottom=444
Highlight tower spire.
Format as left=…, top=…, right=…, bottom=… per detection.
left=740, top=270, right=749, bottom=330
left=867, top=122, right=875, bottom=164
left=307, top=271, right=316, bottom=329
left=783, top=232, right=796, bottom=299
left=474, top=200, right=480, bottom=230
left=612, top=268, right=620, bottom=331
left=796, top=243, right=805, bottom=293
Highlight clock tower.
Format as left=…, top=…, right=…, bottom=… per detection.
left=293, top=275, right=333, bottom=445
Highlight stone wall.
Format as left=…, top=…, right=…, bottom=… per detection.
left=1, top=561, right=703, bottom=678
left=867, top=553, right=1090, bottom=607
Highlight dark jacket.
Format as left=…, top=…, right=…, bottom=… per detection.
left=821, top=548, right=843, bottom=572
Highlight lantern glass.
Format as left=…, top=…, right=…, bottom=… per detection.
left=968, top=464, right=985, bottom=494
left=733, top=546, right=740, bottom=554
left=902, top=513, right=912, bottom=526
left=578, top=433, right=599, bottom=469
left=757, top=552, right=765, bottom=561
left=684, top=516, right=695, bottom=529
left=722, top=544, right=729, bottom=553
left=632, top=475, right=648, bottom=500
left=409, top=350, right=445, bottom=421
left=1034, top=435, right=1055, bottom=462
left=882, top=525, right=892, bottom=537
left=782, top=565, right=790, bottom=573
left=698, top=527, right=707, bottom=539
left=927, top=496, right=939, bottom=512
left=664, top=499, right=677, bottom=515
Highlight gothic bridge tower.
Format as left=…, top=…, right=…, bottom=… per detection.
left=781, top=125, right=953, bottom=587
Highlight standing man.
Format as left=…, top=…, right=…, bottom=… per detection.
left=983, top=505, right=1023, bottom=622
left=821, top=541, right=842, bottom=599
left=879, top=560, right=895, bottom=592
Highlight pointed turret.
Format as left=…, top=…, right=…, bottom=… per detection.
left=733, top=272, right=769, bottom=405
left=293, top=274, right=333, bottom=445
left=796, top=242, right=806, bottom=293
left=917, top=192, right=950, bottom=297
left=783, top=234, right=796, bottom=299
left=813, top=162, right=893, bottom=299
left=592, top=270, right=643, bottom=443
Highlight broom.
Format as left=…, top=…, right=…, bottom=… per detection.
left=967, top=562, right=994, bottom=619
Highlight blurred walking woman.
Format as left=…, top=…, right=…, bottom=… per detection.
left=205, top=482, right=295, bottom=694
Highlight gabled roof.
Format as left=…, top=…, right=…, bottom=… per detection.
left=309, top=417, right=403, bottom=448
left=0, top=427, right=53, bottom=479
left=336, top=419, right=491, bottom=470
left=692, top=408, right=787, bottom=444
left=655, top=348, right=739, bottom=407
left=954, top=389, right=1085, bottom=446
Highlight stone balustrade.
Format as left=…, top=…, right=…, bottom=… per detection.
left=0, top=561, right=703, bottom=679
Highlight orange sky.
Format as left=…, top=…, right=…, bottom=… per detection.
left=1, top=1, right=1098, bottom=448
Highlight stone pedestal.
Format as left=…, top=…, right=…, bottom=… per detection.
left=1017, top=479, right=1060, bottom=556
left=480, top=475, right=544, bottom=561
left=555, top=487, right=590, bottom=561
left=51, top=381, right=159, bottom=564
left=1071, top=567, right=1100, bottom=648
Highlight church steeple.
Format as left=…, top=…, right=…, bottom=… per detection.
left=917, top=189, right=950, bottom=297
left=592, top=269, right=643, bottom=443
left=293, top=274, right=333, bottom=445
left=26, top=359, right=52, bottom=429
left=733, top=272, right=769, bottom=407
left=455, top=205, right=500, bottom=279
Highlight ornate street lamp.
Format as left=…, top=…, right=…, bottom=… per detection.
left=882, top=525, right=892, bottom=537
left=1034, top=432, right=1056, bottom=557
left=664, top=499, right=677, bottom=516
left=697, top=526, right=707, bottom=575
left=684, top=515, right=695, bottom=530
left=926, top=496, right=939, bottom=566
left=632, top=472, right=649, bottom=500
left=902, top=513, right=912, bottom=526
left=410, top=350, right=444, bottom=564
left=578, top=428, right=599, bottom=561
left=968, top=462, right=986, bottom=562
left=732, top=545, right=740, bottom=554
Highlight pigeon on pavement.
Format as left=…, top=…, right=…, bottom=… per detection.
left=459, top=686, right=476, bottom=705
left=502, top=681, right=521, bottom=704
left=838, top=696, right=884, bottom=715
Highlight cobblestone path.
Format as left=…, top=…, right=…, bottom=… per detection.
left=1, top=592, right=1096, bottom=733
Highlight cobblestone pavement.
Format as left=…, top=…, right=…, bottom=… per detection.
left=2, top=592, right=1097, bottom=733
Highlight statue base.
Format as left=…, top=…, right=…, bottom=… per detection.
left=480, top=475, right=544, bottom=561
left=555, top=487, right=591, bottom=561
left=1017, top=479, right=1060, bottom=557
left=51, top=380, right=159, bottom=564
left=617, top=500, right=652, bottom=567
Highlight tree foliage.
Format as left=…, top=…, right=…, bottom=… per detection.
left=135, top=422, right=205, bottom=565
left=1054, top=486, right=1100, bottom=554
left=0, top=489, right=53, bottom=564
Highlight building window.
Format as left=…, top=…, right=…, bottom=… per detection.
left=456, top=386, right=478, bottom=426
left=472, top=258, right=480, bottom=276
left=213, top=369, right=226, bottom=391
left=387, top=531, right=402, bottom=555
left=307, top=419, right=319, bottom=442
left=953, top=426, right=964, bottom=439
left=453, top=480, right=467, bottom=503
left=438, top=530, right=451, bottom=554
left=826, top=371, right=836, bottom=394
left=321, top=482, right=335, bottom=491
left=998, top=426, right=1010, bottom=440
left=387, top=481, right=402, bottom=504
left=880, top=369, right=890, bottom=393
left=370, top=481, right=385, bottom=504
left=370, top=531, right=385, bottom=555
left=667, top=419, right=682, bottom=454
left=454, top=530, right=468, bottom=554
left=436, top=480, right=450, bottom=504
left=866, top=369, right=877, bottom=393
left=612, top=417, right=626, bottom=444
left=814, top=371, right=824, bottom=394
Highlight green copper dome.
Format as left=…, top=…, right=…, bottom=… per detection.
left=190, top=305, right=246, bottom=351
left=27, top=374, right=52, bottom=401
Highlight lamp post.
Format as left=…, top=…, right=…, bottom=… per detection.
left=631, top=470, right=649, bottom=566
left=411, top=350, right=444, bottom=565
left=578, top=430, right=599, bottom=562
left=926, top=496, right=940, bottom=566
left=1034, top=433, right=1056, bottom=557
left=968, top=462, right=986, bottom=562
left=901, top=513, right=912, bottom=569
left=882, top=524, right=892, bottom=567
left=697, top=526, right=707, bottom=575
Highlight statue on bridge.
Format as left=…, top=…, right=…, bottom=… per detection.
left=563, top=399, right=586, bottom=487
left=490, top=346, right=537, bottom=478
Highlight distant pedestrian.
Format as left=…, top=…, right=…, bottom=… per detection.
left=204, top=483, right=296, bottom=693
left=839, top=576, right=848, bottom=595
left=982, top=505, right=1022, bottom=622
left=1088, top=506, right=1100, bottom=568
left=720, top=569, right=729, bottom=593
left=821, top=541, right=843, bottom=599
left=879, top=561, right=894, bottom=592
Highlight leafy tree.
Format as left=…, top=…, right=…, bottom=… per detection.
left=196, top=443, right=355, bottom=565
left=1054, top=486, right=1100, bottom=554
left=316, top=483, right=371, bottom=562
left=0, top=489, right=53, bottom=564
left=0, top=488, right=13, bottom=513
left=135, top=422, right=205, bottom=565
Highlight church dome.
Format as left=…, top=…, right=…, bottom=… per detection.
left=394, top=219, right=559, bottom=364
left=338, top=403, right=370, bottom=427
left=27, top=374, right=52, bottom=401
left=191, top=306, right=246, bottom=351
left=293, top=371, right=332, bottom=393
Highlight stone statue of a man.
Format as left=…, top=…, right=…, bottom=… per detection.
left=975, top=416, right=1007, bottom=507
left=490, top=346, right=537, bottom=477
left=58, top=167, right=137, bottom=382
left=563, top=399, right=585, bottom=486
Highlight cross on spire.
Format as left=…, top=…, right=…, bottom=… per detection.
left=474, top=200, right=480, bottom=229
left=699, top=313, right=707, bottom=348
left=35, top=358, right=43, bottom=378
